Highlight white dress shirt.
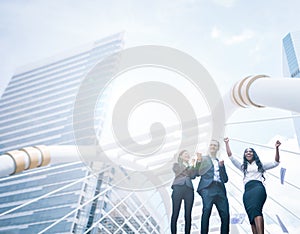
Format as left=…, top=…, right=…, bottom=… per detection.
left=229, top=156, right=279, bottom=185
left=212, top=158, right=221, bottom=182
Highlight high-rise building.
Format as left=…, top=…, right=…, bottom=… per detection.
left=282, top=32, right=300, bottom=146
left=0, top=33, right=167, bottom=233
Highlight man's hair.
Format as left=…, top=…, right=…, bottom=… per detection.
left=210, top=139, right=220, bottom=150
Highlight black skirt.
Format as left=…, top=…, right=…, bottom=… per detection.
left=243, top=180, right=267, bottom=224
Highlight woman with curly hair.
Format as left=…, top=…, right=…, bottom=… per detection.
left=224, top=138, right=281, bottom=234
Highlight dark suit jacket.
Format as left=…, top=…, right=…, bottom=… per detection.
left=171, top=163, right=198, bottom=190
left=196, top=158, right=228, bottom=193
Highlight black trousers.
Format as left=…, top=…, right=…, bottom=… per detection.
left=171, top=185, right=194, bottom=234
left=199, top=182, right=230, bottom=234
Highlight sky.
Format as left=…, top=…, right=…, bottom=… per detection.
left=1, top=0, right=299, bottom=143
left=1, top=0, right=300, bottom=95
left=1, top=0, right=300, bottom=232
left=0, top=4, right=297, bottom=93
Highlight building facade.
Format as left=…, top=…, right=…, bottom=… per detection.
left=282, top=32, right=300, bottom=146
left=0, top=33, right=167, bottom=233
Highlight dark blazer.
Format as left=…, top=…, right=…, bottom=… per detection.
left=171, top=163, right=198, bottom=190
left=197, top=158, right=228, bottom=193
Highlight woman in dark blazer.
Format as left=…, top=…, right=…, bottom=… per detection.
left=170, top=150, right=198, bottom=234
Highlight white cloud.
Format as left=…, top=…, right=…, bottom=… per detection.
left=211, top=26, right=221, bottom=39
left=210, top=28, right=256, bottom=46
left=224, top=30, right=256, bottom=45
left=212, top=0, right=237, bottom=8
left=249, top=43, right=261, bottom=55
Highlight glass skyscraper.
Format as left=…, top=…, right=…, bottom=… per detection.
left=282, top=32, right=300, bottom=146
left=0, top=33, right=167, bottom=233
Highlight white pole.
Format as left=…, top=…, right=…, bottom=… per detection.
left=230, top=75, right=300, bottom=114
left=0, top=145, right=82, bottom=178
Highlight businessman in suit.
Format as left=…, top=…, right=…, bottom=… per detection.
left=197, top=140, right=230, bottom=234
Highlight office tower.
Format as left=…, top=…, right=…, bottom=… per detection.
left=0, top=33, right=166, bottom=233
left=282, top=32, right=300, bottom=146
